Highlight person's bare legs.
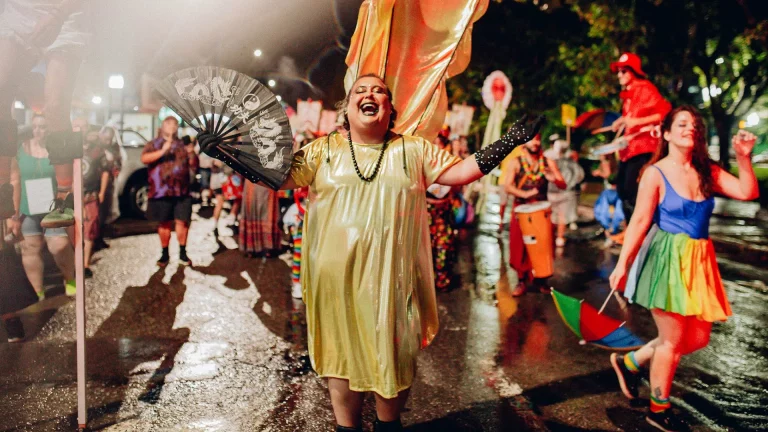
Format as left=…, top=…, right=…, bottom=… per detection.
left=158, top=221, right=172, bottom=247
left=328, top=378, right=365, bottom=428
left=680, top=316, right=711, bottom=355
left=84, top=238, right=93, bottom=268
left=46, top=235, right=75, bottom=281
left=44, top=52, right=81, bottom=200
left=374, top=388, right=411, bottom=422
left=175, top=220, right=189, bottom=246
left=648, top=309, right=685, bottom=409
left=21, top=235, right=46, bottom=297
left=212, top=193, right=224, bottom=233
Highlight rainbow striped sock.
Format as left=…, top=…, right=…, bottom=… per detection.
left=650, top=395, right=671, bottom=413
left=624, top=351, right=640, bottom=373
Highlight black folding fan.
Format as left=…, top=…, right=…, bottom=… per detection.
left=155, top=66, right=293, bottom=189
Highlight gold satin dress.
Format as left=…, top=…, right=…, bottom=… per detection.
left=290, top=132, right=460, bottom=398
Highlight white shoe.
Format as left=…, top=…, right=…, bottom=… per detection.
left=555, top=237, right=566, bottom=247
left=291, top=282, right=303, bottom=299
left=569, top=222, right=578, bottom=231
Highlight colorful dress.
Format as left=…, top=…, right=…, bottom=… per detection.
left=239, top=180, right=281, bottom=254
left=624, top=166, right=730, bottom=322
left=290, top=132, right=460, bottom=398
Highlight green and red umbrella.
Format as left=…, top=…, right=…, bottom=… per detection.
left=550, top=289, right=644, bottom=351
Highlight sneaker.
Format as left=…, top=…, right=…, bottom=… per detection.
left=291, top=282, right=303, bottom=299
left=646, top=409, right=687, bottom=432
left=0, top=183, right=14, bottom=219
left=84, top=268, right=94, bottom=279
left=555, top=237, right=566, bottom=247
left=610, top=353, right=639, bottom=399
left=179, top=251, right=192, bottom=266
left=40, top=194, right=75, bottom=228
left=65, top=280, right=76, bottom=297
left=157, top=252, right=170, bottom=267
left=5, top=317, right=25, bottom=343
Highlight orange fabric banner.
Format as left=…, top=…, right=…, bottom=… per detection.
left=344, top=0, right=489, bottom=142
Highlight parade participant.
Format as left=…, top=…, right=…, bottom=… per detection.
left=283, top=187, right=308, bottom=299
left=427, top=134, right=458, bottom=291
left=546, top=139, right=584, bottom=247
left=239, top=179, right=281, bottom=258
left=610, top=52, right=671, bottom=223
left=503, top=134, right=566, bottom=296
left=81, top=128, right=110, bottom=278
left=7, top=115, right=76, bottom=299
left=198, top=74, right=543, bottom=432
left=140, top=116, right=197, bottom=266
left=608, top=107, right=758, bottom=432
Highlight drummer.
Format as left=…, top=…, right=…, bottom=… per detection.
left=503, top=133, right=566, bottom=296
left=610, top=53, right=671, bottom=224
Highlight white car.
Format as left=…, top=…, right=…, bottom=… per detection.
left=109, top=128, right=151, bottom=220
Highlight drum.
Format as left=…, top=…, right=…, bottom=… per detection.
left=514, top=201, right=554, bottom=278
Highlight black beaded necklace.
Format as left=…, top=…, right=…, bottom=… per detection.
left=347, top=130, right=388, bottom=182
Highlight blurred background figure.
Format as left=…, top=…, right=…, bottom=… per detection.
left=81, top=127, right=110, bottom=278
left=545, top=139, right=584, bottom=247
left=9, top=115, right=76, bottom=299
left=239, top=179, right=281, bottom=258
left=140, top=116, right=197, bottom=266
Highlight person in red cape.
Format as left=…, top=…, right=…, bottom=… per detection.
left=610, top=53, right=671, bottom=228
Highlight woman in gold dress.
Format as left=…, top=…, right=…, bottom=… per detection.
left=200, top=74, right=542, bottom=432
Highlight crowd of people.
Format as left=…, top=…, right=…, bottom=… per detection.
left=0, top=46, right=761, bottom=432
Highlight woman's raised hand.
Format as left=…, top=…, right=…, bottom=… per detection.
left=732, top=130, right=757, bottom=157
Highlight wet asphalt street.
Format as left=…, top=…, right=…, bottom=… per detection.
left=0, top=195, right=766, bottom=432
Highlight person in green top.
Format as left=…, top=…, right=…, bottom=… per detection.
left=7, top=115, right=75, bottom=299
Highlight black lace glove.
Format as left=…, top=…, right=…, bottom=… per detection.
left=475, top=114, right=545, bottom=175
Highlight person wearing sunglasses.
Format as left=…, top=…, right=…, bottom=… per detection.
left=609, top=53, right=672, bottom=229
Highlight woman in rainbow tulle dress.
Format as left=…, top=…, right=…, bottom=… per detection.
left=608, top=106, right=758, bottom=432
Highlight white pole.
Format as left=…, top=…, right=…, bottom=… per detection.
left=73, top=158, right=88, bottom=429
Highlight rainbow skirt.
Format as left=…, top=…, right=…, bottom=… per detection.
left=624, top=224, right=731, bottom=322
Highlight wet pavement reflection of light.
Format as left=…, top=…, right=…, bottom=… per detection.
left=1, top=195, right=766, bottom=431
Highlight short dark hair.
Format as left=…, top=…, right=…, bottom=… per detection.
left=335, top=73, right=398, bottom=131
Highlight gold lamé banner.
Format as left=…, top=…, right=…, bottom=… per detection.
left=344, top=0, right=489, bottom=142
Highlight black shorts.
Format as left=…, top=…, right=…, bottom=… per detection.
left=147, top=197, right=192, bottom=223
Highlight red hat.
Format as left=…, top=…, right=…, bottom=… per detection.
left=610, top=52, right=646, bottom=78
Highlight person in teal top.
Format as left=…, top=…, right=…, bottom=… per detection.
left=7, top=115, right=75, bottom=300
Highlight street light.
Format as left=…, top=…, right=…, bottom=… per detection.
left=92, top=96, right=102, bottom=105
left=108, top=74, right=124, bottom=89
left=254, top=49, right=263, bottom=57
left=268, top=79, right=276, bottom=87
